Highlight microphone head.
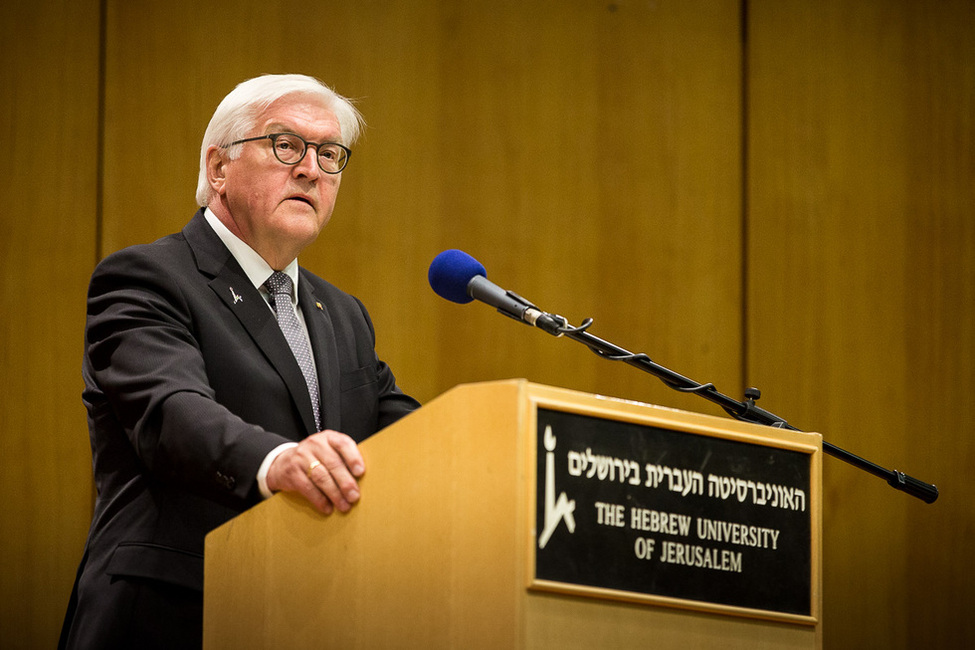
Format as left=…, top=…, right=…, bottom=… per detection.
left=428, top=249, right=487, bottom=304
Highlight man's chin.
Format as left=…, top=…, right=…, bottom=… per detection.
left=280, top=214, right=329, bottom=247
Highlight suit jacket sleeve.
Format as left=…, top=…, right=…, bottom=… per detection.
left=85, top=245, right=291, bottom=505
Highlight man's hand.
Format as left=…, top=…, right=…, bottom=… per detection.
left=265, top=430, right=365, bottom=515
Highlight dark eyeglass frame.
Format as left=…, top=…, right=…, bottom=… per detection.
left=223, top=132, right=352, bottom=174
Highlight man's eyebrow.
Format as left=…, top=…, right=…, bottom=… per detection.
left=264, top=123, right=343, bottom=143
left=265, top=123, right=297, bottom=134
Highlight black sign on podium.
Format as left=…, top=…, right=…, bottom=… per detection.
left=532, top=407, right=814, bottom=620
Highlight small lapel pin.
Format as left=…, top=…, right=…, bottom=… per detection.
left=315, top=301, right=323, bottom=311
left=230, top=287, right=243, bottom=304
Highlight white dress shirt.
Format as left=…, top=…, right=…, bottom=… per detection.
left=204, top=208, right=318, bottom=499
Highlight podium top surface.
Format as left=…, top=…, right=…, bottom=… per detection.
left=449, top=379, right=821, bottom=451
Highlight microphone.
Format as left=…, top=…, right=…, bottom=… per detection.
left=428, top=249, right=564, bottom=335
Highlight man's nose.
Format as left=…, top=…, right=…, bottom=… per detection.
left=294, top=146, right=322, bottom=179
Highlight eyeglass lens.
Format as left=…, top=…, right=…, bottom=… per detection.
left=271, top=133, right=347, bottom=173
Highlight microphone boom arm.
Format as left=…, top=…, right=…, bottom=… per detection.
left=542, top=314, right=939, bottom=504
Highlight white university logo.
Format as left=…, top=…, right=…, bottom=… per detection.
left=538, top=425, right=576, bottom=549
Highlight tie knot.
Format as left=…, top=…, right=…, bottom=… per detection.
left=265, top=271, right=293, bottom=298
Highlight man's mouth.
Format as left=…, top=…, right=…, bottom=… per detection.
left=287, top=195, right=315, bottom=208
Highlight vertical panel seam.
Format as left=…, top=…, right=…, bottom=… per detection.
left=95, top=0, right=107, bottom=265
left=740, top=0, right=750, bottom=395
left=89, top=0, right=107, bottom=512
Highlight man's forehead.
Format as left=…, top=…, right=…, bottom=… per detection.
left=257, top=95, right=341, bottom=137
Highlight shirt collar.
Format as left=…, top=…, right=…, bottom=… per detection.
left=204, top=207, right=300, bottom=302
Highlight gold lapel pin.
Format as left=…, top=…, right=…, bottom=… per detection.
left=315, top=301, right=323, bottom=311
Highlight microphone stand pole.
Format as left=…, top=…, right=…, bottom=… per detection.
left=539, top=314, right=939, bottom=504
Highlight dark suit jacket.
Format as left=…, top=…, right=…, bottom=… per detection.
left=60, top=210, right=419, bottom=648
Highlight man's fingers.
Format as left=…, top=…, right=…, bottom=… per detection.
left=265, top=431, right=365, bottom=514
left=296, top=472, right=334, bottom=515
left=306, top=457, right=356, bottom=512
left=295, top=431, right=365, bottom=513
left=307, top=431, right=364, bottom=498
left=322, top=430, right=365, bottom=478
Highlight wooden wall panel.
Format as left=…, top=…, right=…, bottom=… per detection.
left=15, top=1, right=970, bottom=647
left=0, top=0, right=100, bottom=647
left=747, top=0, right=974, bottom=646
left=900, top=3, right=975, bottom=646
left=101, top=0, right=744, bottom=414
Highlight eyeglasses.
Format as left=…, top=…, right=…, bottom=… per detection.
left=224, top=132, right=352, bottom=174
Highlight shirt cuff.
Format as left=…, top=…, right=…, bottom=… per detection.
left=256, top=442, right=299, bottom=499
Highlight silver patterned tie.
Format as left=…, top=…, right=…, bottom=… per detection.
left=264, top=272, right=321, bottom=430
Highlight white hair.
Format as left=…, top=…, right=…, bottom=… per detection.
left=195, top=74, right=364, bottom=206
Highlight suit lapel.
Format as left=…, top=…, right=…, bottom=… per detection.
left=298, top=273, right=341, bottom=432
left=183, top=210, right=319, bottom=435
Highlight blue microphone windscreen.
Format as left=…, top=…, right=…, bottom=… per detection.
left=428, top=249, right=487, bottom=304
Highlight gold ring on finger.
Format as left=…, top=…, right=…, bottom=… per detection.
left=307, top=459, right=322, bottom=478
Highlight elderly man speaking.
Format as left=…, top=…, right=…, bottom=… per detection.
left=59, top=74, right=419, bottom=648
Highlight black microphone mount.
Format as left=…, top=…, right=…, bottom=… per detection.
left=510, top=307, right=939, bottom=504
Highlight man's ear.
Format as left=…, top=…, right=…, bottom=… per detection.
left=206, top=146, right=228, bottom=196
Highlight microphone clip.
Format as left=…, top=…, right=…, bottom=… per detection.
left=497, top=291, right=565, bottom=336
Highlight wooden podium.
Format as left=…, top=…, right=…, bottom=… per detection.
left=204, top=380, right=822, bottom=649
